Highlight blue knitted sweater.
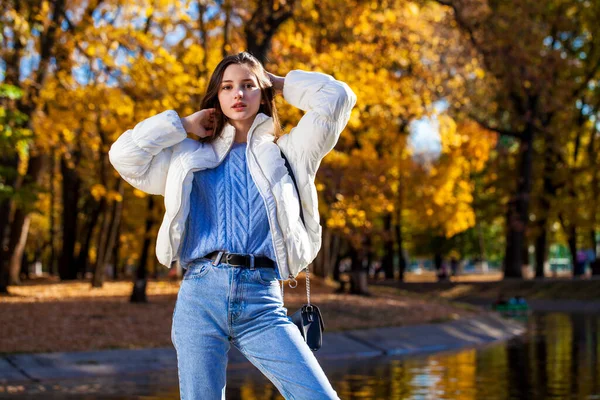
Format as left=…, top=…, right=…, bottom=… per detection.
left=179, top=142, right=276, bottom=268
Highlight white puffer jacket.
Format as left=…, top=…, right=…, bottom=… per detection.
left=108, top=70, right=356, bottom=279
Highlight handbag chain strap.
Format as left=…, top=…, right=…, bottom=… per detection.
left=306, top=267, right=311, bottom=306
left=280, top=267, right=311, bottom=306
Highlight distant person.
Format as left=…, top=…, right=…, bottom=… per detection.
left=575, top=249, right=587, bottom=277
left=109, top=52, right=356, bottom=399
left=434, top=253, right=449, bottom=281
left=372, top=260, right=384, bottom=279
left=438, top=261, right=449, bottom=281
left=450, top=257, right=459, bottom=277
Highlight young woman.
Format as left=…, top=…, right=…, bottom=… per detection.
left=109, top=52, right=356, bottom=399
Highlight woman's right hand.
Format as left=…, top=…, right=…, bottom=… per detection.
left=181, top=108, right=215, bottom=139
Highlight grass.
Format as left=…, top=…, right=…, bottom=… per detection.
left=378, top=272, right=600, bottom=301
left=0, top=274, right=483, bottom=355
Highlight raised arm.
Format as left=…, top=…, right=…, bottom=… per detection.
left=276, top=70, right=357, bottom=176
left=108, top=110, right=188, bottom=195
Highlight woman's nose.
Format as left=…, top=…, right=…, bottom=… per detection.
left=234, top=89, right=243, bottom=99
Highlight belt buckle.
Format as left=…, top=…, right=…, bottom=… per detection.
left=212, top=251, right=224, bottom=266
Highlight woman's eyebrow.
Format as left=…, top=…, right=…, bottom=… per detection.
left=221, top=79, right=255, bottom=83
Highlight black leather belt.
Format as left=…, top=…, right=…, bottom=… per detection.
left=203, top=251, right=276, bottom=269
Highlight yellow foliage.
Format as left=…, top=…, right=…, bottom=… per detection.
left=90, top=184, right=107, bottom=201
left=133, top=189, right=147, bottom=199
left=107, top=191, right=123, bottom=202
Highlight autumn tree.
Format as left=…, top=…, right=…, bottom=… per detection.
left=267, top=0, right=497, bottom=291
left=435, top=0, right=600, bottom=277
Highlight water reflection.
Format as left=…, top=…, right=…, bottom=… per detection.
left=228, top=312, right=600, bottom=399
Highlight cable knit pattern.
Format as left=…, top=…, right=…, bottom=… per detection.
left=179, top=142, right=276, bottom=268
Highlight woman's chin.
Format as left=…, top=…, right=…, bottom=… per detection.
left=226, top=112, right=258, bottom=123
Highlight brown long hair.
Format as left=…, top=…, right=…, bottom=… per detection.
left=199, top=52, right=281, bottom=143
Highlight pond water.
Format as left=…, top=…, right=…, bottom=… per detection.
left=3, top=312, right=599, bottom=399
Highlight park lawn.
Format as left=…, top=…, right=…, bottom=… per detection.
left=0, top=274, right=482, bottom=355
left=380, top=273, right=600, bottom=301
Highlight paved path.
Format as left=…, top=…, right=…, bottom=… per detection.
left=0, top=313, right=524, bottom=387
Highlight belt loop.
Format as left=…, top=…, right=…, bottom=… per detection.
left=213, top=251, right=224, bottom=266
left=249, top=254, right=255, bottom=270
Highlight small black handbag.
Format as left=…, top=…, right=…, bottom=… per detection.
left=280, top=150, right=325, bottom=351
left=290, top=287, right=325, bottom=351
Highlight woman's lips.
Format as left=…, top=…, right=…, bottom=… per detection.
left=232, top=105, right=246, bottom=111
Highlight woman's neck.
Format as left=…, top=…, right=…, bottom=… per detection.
left=231, top=118, right=254, bottom=143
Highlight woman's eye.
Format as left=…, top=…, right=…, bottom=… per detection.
left=221, top=83, right=254, bottom=90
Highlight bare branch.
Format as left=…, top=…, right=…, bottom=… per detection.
left=469, top=114, right=523, bottom=139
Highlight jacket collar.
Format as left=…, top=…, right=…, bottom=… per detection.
left=211, top=112, right=275, bottom=161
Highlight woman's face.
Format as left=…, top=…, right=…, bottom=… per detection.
left=218, top=63, right=263, bottom=125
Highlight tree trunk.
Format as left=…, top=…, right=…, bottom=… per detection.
left=591, top=229, right=600, bottom=276
left=131, top=196, right=155, bottom=303
left=321, top=228, right=330, bottom=277
left=533, top=134, right=559, bottom=279
left=91, top=197, right=109, bottom=288
left=0, top=155, right=20, bottom=293
left=76, top=197, right=102, bottom=278
left=394, top=206, right=407, bottom=281
left=312, top=226, right=341, bottom=279
left=112, top=224, right=121, bottom=280
left=8, top=210, right=31, bottom=284
left=434, top=251, right=444, bottom=281
left=365, top=235, right=374, bottom=276
left=221, top=0, right=231, bottom=58
left=504, top=131, right=534, bottom=278
left=588, top=120, right=599, bottom=275
left=91, top=134, right=111, bottom=287
left=534, top=227, right=547, bottom=279
left=332, top=252, right=342, bottom=285
left=48, top=148, right=58, bottom=276
left=313, top=226, right=327, bottom=278
left=244, top=0, right=296, bottom=64
left=0, top=260, right=8, bottom=294
left=59, top=155, right=81, bottom=280
left=348, top=240, right=370, bottom=295
left=566, top=226, right=580, bottom=277
left=382, top=213, right=394, bottom=279
left=563, top=119, right=588, bottom=278
left=591, top=230, right=597, bottom=260
left=7, top=154, right=46, bottom=284
left=103, top=179, right=125, bottom=276
left=332, top=237, right=348, bottom=284
left=0, top=155, right=19, bottom=254
left=197, top=0, right=209, bottom=70
left=477, top=220, right=487, bottom=261
left=327, top=233, right=341, bottom=279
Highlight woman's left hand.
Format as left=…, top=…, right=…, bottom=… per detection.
left=265, top=71, right=285, bottom=95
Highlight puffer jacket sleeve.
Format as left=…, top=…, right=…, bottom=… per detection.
left=279, top=70, right=357, bottom=174
left=108, top=110, right=188, bottom=196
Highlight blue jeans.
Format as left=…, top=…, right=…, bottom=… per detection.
left=171, top=258, right=340, bottom=400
